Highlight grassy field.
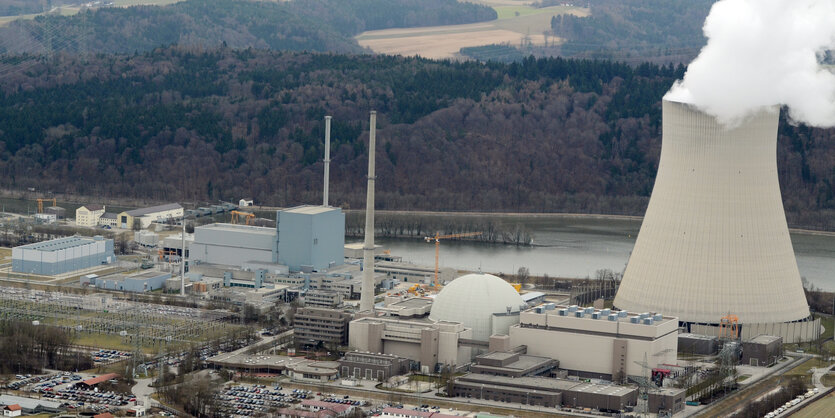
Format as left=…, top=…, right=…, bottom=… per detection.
left=356, top=5, right=588, bottom=60
left=0, top=0, right=184, bottom=26
left=822, top=372, right=835, bottom=387
left=793, top=392, right=835, bottom=418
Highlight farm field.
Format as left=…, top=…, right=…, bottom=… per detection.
left=356, top=4, right=588, bottom=60
left=793, top=392, right=835, bottom=418
left=0, top=0, right=184, bottom=26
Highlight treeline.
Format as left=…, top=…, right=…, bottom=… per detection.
left=0, top=48, right=833, bottom=229
left=0, top=319, right=92, bottom=374
left=344, top=212, right=533, bottom=245
left=0, top=0, right=496, bottom=55
left=550, top=0, right=713, bottom=62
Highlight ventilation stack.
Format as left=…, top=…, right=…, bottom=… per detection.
left=359, top=111, right=377, bottom=313
left=323, top=115, right=332, bottom=207
left=614, top=100, right=809, bottom=325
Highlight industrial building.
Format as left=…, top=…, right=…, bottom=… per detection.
left=191, top=223, right=277, bottom=267
left=678, top=333, right=719, bottom=355
left=98, top=212, right=117, bottom=228
left=277, top=205, right=345, bottom=271
left=508, top=304, right=678, bottom=380
left=429, top=273, right=526, bottom=342
left=84, top=271, right=171, bottom=292
left=470, top=351, right=558, bottom=378
left=294, top=307, right=352, bottom=348
left=207, top=352, right=339, bottom=382
left=615, top=100, right=811, bottom=332
left=648, top=388, right=686, bottom=415
left=375, top=261, right=455, bottom=285
left=451, top=374, right=637, bottom=411
left=338, top=352, right=411, bottom=381
left=12, top=236, right=115, bottom=275
left=75, top=204, right=105, bottom=227
left=349, top=316, right=472, bottom=372
left=302, top=289, right=343, bottom=308
left=117, top=203, right=183, bottom=229
left=741, top=335, right=783, bottom=367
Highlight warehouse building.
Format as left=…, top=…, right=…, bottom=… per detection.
left=86, top=271, right=171, bottom=292
left=648, top=388, right=686, bottom=415
left=191, top=223, right=277, bottom=267
left=508, top=304, right=678, bottom=380
left=98, top=212, right=118, bottom=228
left=451, top=374, right=637, bottom=411
left=277, top=205, right=345, bottom=272
left=678, top=333, right=719, bottom=355
left=470, top=351, right=558, bottom=378
left=117, top=203, right=183, bottom=229
left=76, top=204, right=105, bottom=227
left=12, top=236, right=115, bottom=275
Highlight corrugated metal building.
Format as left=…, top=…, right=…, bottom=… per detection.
left=12, top=236, right=115, bottom=275
left=90, top=271, right=171, bottom=292
left=190, top=223, right=277, bottom=267
left=277, top=206, right=344, bottom=272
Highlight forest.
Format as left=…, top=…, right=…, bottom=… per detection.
left=0, top=48, right=833, bottom=230
left=0, top=0, right=497, bottom=55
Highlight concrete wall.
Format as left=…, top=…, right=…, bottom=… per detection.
left=691, top=319, right=821, bottom=344
left=277, top=206, right=344, bottom=271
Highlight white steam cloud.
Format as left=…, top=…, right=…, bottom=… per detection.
left=665, top=0, right=835, bottom=127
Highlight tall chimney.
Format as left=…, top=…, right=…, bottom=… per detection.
left=360, top=111, right=377, bottom=312
left=323, top=115, right=332, bottom=207
left=180, top=217, right=186, bottom=296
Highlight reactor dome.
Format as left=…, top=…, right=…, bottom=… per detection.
left=429, top=273, right=526, bottom=341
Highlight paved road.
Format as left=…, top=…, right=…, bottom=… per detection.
left=131, top=377, right=157, bottom=409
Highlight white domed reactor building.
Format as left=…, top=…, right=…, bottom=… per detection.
left=614, top=100, right=815, bottom=340
left=430, top=273, right=527, bottom=342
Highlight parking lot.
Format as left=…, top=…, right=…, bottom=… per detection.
left=5, top=372, right=134, bottom=413
left=216, top=384, right=311, bottom=417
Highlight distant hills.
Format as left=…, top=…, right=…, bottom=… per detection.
left=0, top=0, right=497, bottom=55
left=0, top=48, right=833, bottom=230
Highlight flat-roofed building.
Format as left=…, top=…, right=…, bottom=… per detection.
left=191, top=223, right=277, bottom=267
left=13, top=235, right=115, bottom=275
left=648, top=388, right=686, bottom=415
left=294, top=307, right=352, bottom=348
left=349, top=316, right=472, bottom=372
left=377, top=297, right=433, bottom=319
left=470, top=351, right=558, bottom=378
left=451, top=374, right=637, bottom=411
left=741, top=335, right=783, bottom=367
left=98, top=212, right=118, bottom=228
left=338, top=352, right=410, bottom=381
left=118, top=203, right=183, bottom=229
left=375, top=261, right=454, bottom=285
left=509, top=304, right=678, bottom=380
left=76, top=204, right=105, bottom=227
left=277, top=205, right=345, bottom=272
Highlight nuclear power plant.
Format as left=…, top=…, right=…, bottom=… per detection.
left=615, top=100, right=811, bottom=330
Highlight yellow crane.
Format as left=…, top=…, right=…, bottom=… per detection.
left=36, top=198, right=56, bottom=214
left=424, top=232, right=482, bottom=288
left=230, top=210, right=255, bottom=225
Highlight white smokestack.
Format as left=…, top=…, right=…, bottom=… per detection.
left=360, top=111, right=377, bottom=313
left=180, top=218, right=185, bottom=296
left=665, top=0, right=835, bottom=127
left=323, top=115, right=332, bottom=207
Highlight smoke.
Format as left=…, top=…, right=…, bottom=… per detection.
left=665, top=0, right=835, bottom=127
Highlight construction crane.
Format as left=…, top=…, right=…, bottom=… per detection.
left=36, top=198, right=56, bottom=213
left=424, top=232, right=481, bottom=288
left=719, top=314, right=739, bottom=340
left=230, top=210, right=255, bottom=225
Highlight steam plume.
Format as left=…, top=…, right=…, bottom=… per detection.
left=665, top=0, right=835, bottom=127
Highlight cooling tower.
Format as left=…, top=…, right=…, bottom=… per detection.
left=613, top=100, right=810, bottom=325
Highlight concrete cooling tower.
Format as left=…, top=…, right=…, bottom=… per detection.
left=614, top=99, right=810, bottom=325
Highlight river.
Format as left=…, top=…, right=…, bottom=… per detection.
left=372, top=216, right=835, bottom=292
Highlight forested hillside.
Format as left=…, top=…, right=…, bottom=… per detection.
left=0, top=0, right=497, bottom=55
left=550, top=0, right=714, bottom=60
left=0, top=49, right=833, bottom=229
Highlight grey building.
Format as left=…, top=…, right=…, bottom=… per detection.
left=294, top=307, right=352, bottom=348
left=277, top=206, right=344, bottom=272
left=451, top=374, right=637, bottom=411
left=88, top=271, right=171, bottom=292
left=678, top=333, right=719, bottom=355
left=338, top=352, right=410, bottom=381
left=648, top=388, right=686, bottom=415
left=470, top=351, right=558, bottom=378
left=303, top=289, right=343, bottom=308
left=741, top=335, right=783, bottom=367
left=13, top=236, right=115, bottom=275
left=191, top=223, right=277, bottom=267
